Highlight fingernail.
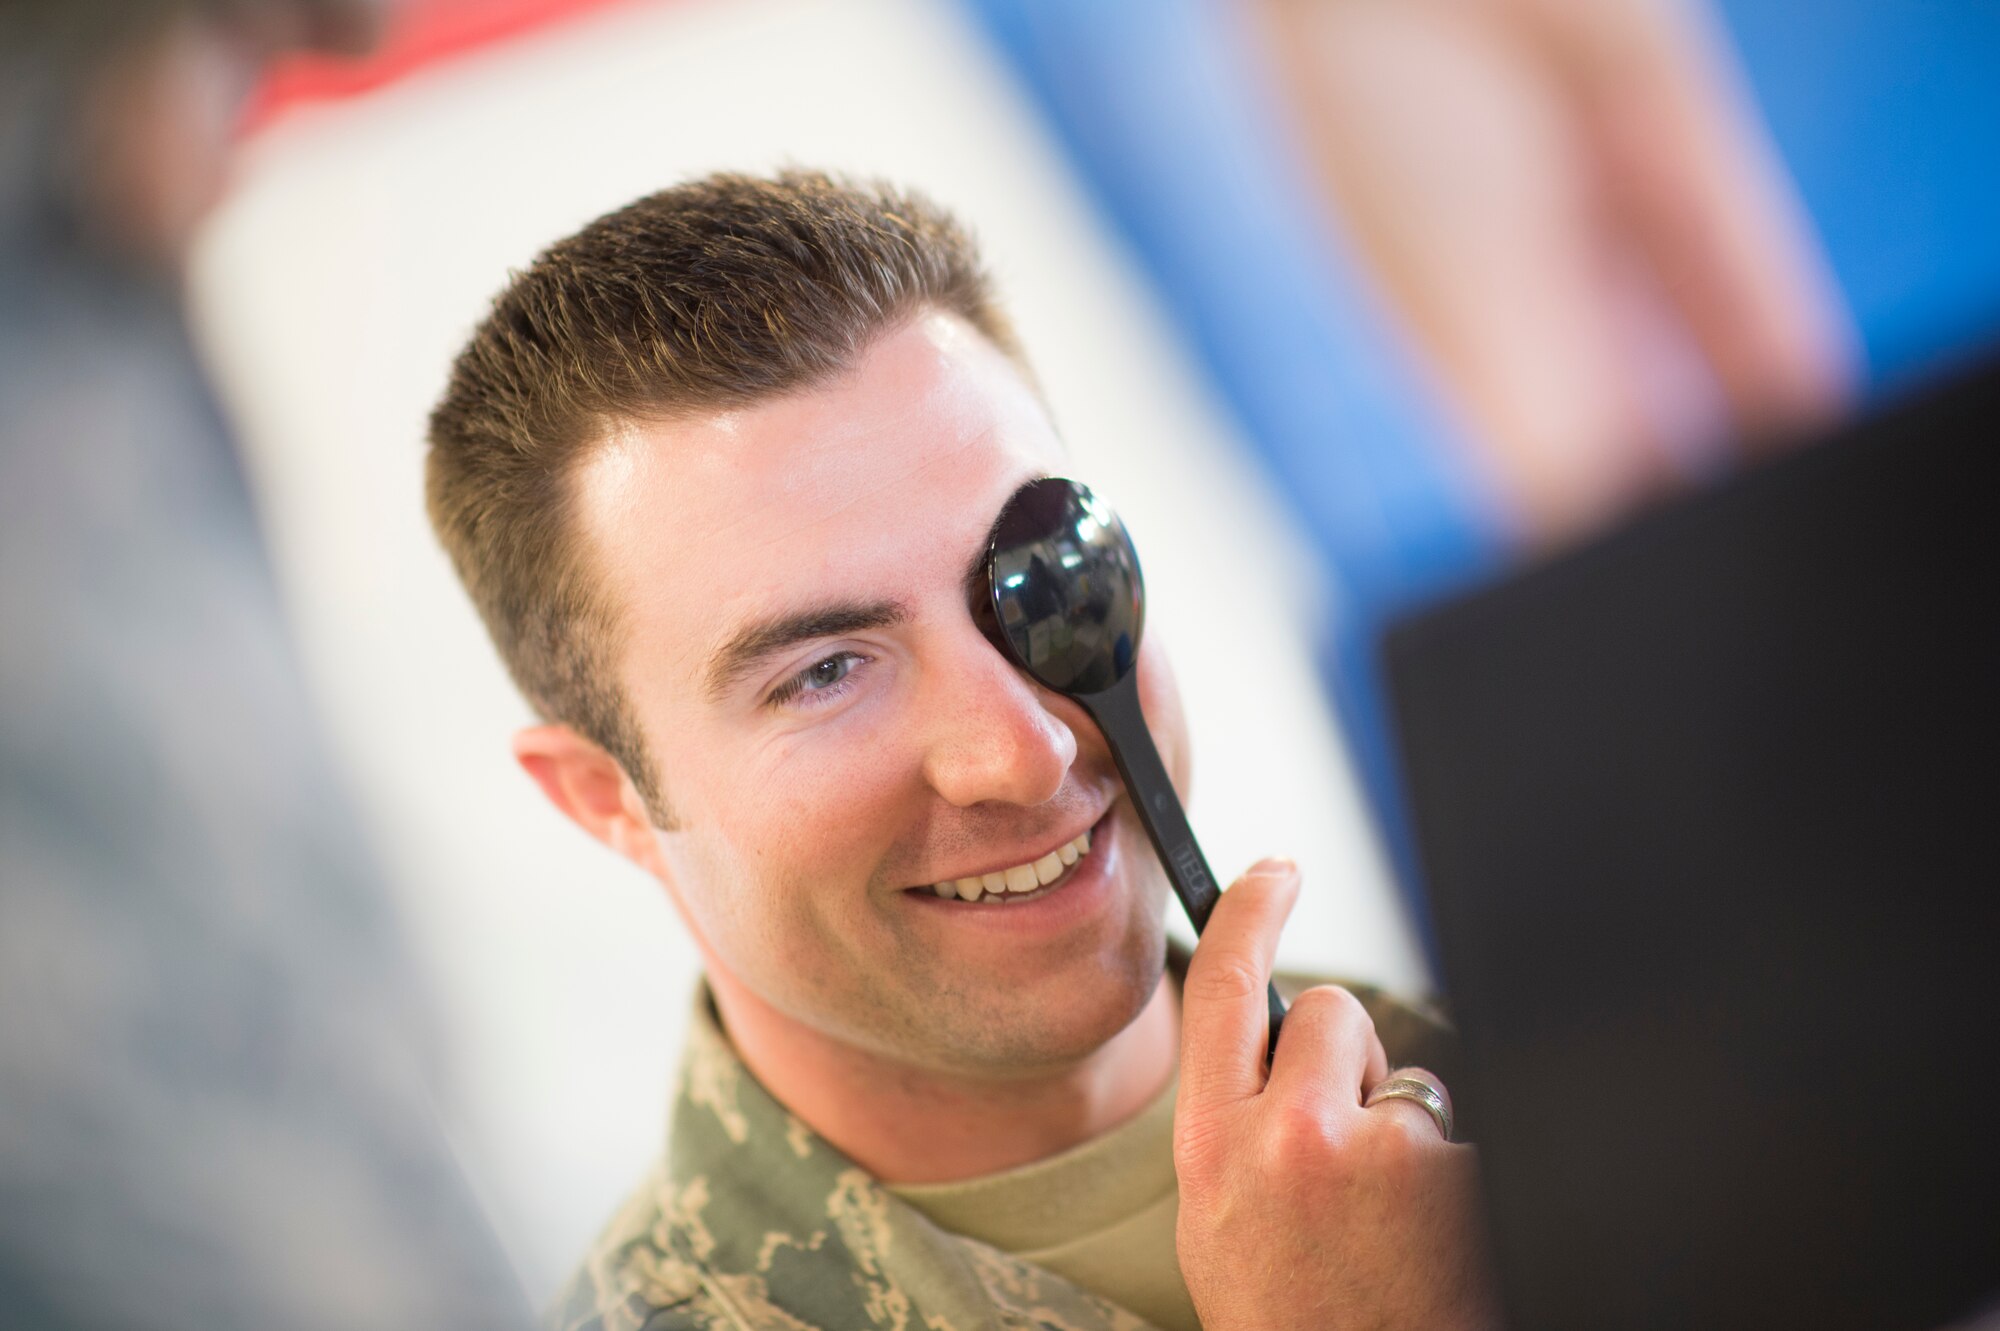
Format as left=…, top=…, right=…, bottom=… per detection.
left=1243, top=857, right=1298, bottom=883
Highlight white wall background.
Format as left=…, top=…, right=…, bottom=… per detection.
left=189, top=0, right=1431, bottom=1303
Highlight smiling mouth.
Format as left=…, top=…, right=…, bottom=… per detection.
left=912, top=827, right=1095, bottom=905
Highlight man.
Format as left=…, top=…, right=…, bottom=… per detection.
left=427, top=170, right=1491, bottom=1330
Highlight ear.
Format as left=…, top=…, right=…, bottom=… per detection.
left=513, top=723, right=668, bottom=878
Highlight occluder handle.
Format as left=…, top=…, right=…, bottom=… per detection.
left=1083, top=673, right=1287, bottom=1056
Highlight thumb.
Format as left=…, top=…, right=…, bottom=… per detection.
left=1180, top=858, right=1300, bottom=1107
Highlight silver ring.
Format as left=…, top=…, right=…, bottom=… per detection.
left=1363, top=1069, right=1454, bottom=1142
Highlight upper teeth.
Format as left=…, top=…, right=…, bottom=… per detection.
left=932, top=829, right=1092, bottom=901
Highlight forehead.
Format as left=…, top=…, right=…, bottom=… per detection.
left=573, top=312, right=1065, bottom=693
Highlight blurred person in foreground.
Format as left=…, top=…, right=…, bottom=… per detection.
left=429, top=171, right=1488, bottom=1331
left=0, top=3, right=532, bottom=1326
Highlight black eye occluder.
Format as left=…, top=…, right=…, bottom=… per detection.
left=977, top=477, right=1286, bottom=1054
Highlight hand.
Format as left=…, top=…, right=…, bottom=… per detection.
left=1173, top=859, right=1498, bottom=1331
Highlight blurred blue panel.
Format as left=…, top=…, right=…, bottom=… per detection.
left=1717, top=0, right=2000, bottom=388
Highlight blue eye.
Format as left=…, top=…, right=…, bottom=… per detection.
left=768, top=651, right=866, bottom=709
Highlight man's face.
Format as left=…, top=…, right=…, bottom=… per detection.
left=569, top=311, right=1189, bottom=1076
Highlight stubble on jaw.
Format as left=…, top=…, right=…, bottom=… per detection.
left=786, top=877, right=1174, bottom=1083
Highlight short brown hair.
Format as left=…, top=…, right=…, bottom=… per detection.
left=426, top=170, right=1024, bottom=821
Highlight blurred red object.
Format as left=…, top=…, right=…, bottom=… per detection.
left=241, top=0, right=658, bottom=132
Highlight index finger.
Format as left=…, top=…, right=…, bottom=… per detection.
left=1179, top=858, right=1299, bottom=1107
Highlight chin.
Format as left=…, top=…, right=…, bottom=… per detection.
left=921, top=922, right=1169, bottom=1075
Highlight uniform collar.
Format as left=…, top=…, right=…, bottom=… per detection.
left=656, top=985, right=1161, bottom=1331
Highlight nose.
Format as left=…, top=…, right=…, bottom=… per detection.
left=920, top=627, right=1078, bottom=809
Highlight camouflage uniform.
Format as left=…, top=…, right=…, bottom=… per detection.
left=552, top=966, right=1458, bottom=1331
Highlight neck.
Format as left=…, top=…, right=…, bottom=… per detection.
left=708, top=971, right=1180, bottom=1184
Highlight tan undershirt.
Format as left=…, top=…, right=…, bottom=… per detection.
left=888, top=1074, right=1199, bottom=1331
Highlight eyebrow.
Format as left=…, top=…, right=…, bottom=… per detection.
left=703, top=600, right=910, bottom=702
left=702, top=512, right=1008, bottom=704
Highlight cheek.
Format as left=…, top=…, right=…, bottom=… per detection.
left=657, top=816, right=850, bottom=985
left=669, top=723, right=914, bottom=933
left=746, top=723, right=910, bottom=846
left=634, top=689, right=922, bottom=972
left=1136, top=637, right=1193, bottom=798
